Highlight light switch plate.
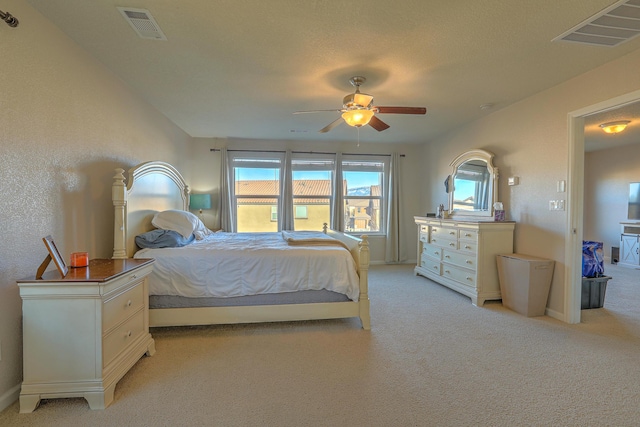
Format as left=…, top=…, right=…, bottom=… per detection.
left=557, top=180, right=566, bottom=193
left=508, top=176, right=519, bottom=186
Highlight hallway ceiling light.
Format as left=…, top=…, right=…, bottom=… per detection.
left=599, top=120, right=630, bottom=134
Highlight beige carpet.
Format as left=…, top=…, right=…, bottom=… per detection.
left=2, top=263, right=639, bottom=427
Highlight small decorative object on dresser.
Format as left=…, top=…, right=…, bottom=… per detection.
left=17, top=258, right=155, bottom=413
left=414, top=216, right=515, bottom=306
left=36, top=235, right=68, bottom=279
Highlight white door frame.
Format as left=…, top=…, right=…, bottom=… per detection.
left=566, top=89, right=640, bottom=323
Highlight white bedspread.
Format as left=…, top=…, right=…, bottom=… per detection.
left=134, top=232, right=360, bottom=301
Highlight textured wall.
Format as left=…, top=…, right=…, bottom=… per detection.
left=0, top=1, right=191, bottom=406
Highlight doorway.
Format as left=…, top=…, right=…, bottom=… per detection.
left=567, top=89, right=640, bottom=323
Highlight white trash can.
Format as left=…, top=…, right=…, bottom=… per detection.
left=496, top=254, right=555, bottom=317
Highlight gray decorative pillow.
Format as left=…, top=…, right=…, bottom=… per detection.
left=135, top=229, right=195, bottom=249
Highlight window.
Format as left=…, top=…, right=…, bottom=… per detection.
left=342, top=156, right=388, bottom=234
left=291, top=155, right=334, bottom=231
left=230, top=153, right=283, bottom=232
left=294, top=205, right=308, bottom=219
left=226, top=151, right=389, bottom=235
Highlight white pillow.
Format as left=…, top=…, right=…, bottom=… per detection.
left=152, top=210, right=200, bottom=239
left=193, top=219, right=213, bottom=240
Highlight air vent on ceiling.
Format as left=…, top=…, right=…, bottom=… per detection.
left=553, top=0, right=640, bottom=47
left=117, top=7, right=167, bottom=40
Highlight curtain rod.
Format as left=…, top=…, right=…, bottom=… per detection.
left=209, top=148, right=404, bottom=157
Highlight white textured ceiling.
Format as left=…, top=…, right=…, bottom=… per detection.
left=26, top=0, right=640, bottom=146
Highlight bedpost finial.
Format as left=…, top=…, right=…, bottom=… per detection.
left=322, top=223, right=328, bottom=234
left=113, top=168, right=125, bottom=183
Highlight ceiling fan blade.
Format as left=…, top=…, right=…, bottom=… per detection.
left=354, top=93, right=374, bottom=107
left=368, top=115, right=390, bottom=132
left=293, top=109, right=343, bottom=114
left=319, top=117, right=343, bottom=133
left=375, top=106, right=427, bottom=115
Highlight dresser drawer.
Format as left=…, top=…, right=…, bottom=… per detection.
left=422, top=243, right=442, bottom=260
left=443, top=250, right=477, bottom=270
left=103, top=282, right=144, bottom=332
left=431, top=236, right=458, bottom=249
left=420, top=255, right=442, bottom=275
left=442, top=264, right=477, bottom=288
left=431, top=226, right=457, bottom=240
left=103, top=309, right=144, bottom=368
left=459, top=240, right=477, bottom=253
left=458, top=229, right=478, bottom=242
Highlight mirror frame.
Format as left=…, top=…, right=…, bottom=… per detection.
left=447, top=149, right=498, bottom=219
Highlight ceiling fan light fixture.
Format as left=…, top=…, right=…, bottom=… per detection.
left=599, top=120, right=630, bottom=134
left=342, top=109, right=374, bottom=127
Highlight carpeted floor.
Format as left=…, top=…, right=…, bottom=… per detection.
left=1, top=263, right=638, bottom=426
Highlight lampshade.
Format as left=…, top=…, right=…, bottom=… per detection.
left=342, top=109, right=375, bottom=127
left=599, top=120, right=630, bottom=134
left=190, top=193, right=211, bottom=211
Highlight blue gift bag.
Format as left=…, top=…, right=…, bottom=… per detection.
left=582, top=241, right=604, bottom=278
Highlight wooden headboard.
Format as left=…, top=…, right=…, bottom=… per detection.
left=112, top=161, right=190, bottom=258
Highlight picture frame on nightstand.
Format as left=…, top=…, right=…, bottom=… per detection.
left=37, top=235, right=68, bottom=279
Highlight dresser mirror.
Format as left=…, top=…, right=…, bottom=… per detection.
left=447, top=149, right=498, bottom=218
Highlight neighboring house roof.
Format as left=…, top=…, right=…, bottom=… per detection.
left=235, top=180, right=383, bottom=207
left=236, top=180, right=335, bottom=205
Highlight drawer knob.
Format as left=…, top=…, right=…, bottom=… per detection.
left=449, top=242, right=455, bottom=247
left=466, top=277, right=473, bottom=281
left=131, top=274, right=138, bottom=279
left=466, top=260, right=472, bottom=264
left=126, top=330, right=132, bottom=338
left=127, top=300, right=132, bottom=307
left=465, top=245, right=472, bottom=249
left=445, top=255, right=450, bottom=259
left=435, top=251, right=439, bottom=255
left=445, top=270, right=450, bottom=274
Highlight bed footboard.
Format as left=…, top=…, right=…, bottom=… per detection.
left=323, top=224, right=370, bottom=330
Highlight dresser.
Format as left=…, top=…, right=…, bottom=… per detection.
left=17, top=258, right=155, bottom=413
left=414, top=216, right=515, bottom=306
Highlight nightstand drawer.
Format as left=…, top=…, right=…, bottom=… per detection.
left=103, top=309, right=144, bottom=368
left=103, top=282, right=144, bottom=332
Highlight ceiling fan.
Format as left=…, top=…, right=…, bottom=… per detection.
left=294, top=76, right=427, bottom=133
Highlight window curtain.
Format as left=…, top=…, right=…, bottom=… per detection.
left=331, top=152, right=344, bottom=231
left=385, top=152, right=401, bottom=263
left=219, top=147, right=235, bottom=232
left=280, top=149, right=294, bottom=231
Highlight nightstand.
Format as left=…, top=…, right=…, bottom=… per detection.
left=17, top=258, right=155, bottom=413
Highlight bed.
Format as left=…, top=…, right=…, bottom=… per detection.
left=112, top=161, right=371, bottom=329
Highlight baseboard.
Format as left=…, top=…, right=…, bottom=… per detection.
left=545, top=307, right=565, bottom=322
left=0, top=383, right=20, bottom=413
